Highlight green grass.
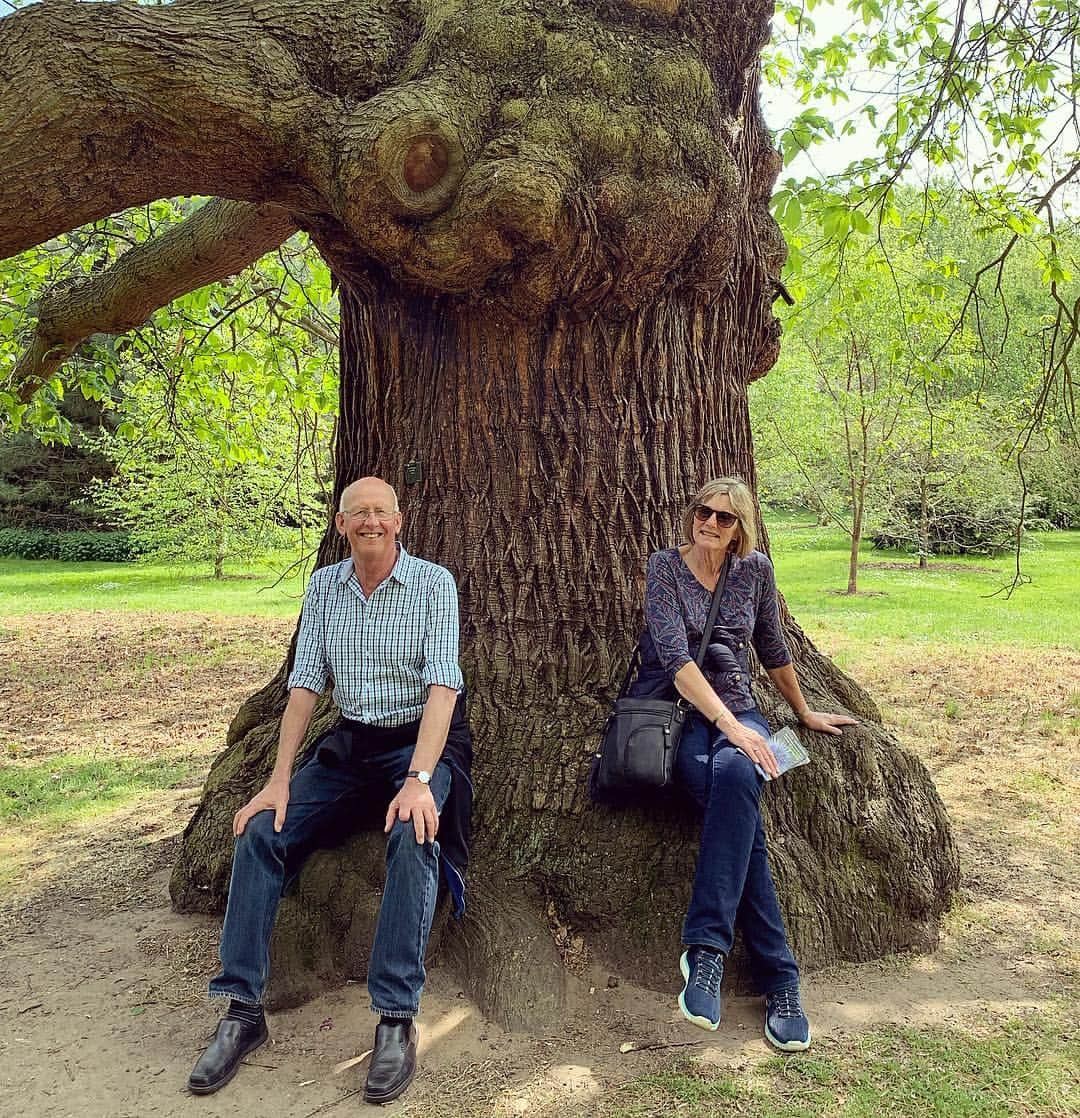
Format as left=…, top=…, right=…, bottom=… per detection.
left=765, top=511, right=1080, bottom=650
left=0, top=552, right=309, bottom=617
left=0, top=752, right=194, bottom=826
left=1, top=522, right=1077, bottom=651
left=607, top=1013, right=1077, bottom=1118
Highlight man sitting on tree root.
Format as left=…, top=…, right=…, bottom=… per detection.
left=188, top=475, right=472, bottom=1105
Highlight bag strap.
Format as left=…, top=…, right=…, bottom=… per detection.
left=617, top=553, right=732, bottom=698
left=694, top=554, right=731, bottom=669
left=616, top=645, right=642, bottom=698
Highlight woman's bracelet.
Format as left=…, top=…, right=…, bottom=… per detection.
left=794, top=706, right=811, bottom=721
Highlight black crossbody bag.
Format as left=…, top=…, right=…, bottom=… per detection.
left=589, top=556, right=731, bottom=800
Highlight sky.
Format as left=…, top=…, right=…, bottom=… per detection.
left=760, top=0, right=1080, bottom=214
left=760, top=2, right=884, bottom=180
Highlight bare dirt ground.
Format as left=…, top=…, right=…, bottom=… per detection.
left=0, top=612, right=1076, bottom=1118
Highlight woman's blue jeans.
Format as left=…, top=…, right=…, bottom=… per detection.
left=674, top=709, right=800, bottom=995
left=208, top=743, right=451, bottom=1018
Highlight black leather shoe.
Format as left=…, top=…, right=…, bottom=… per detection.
left=187, top=1016, right=269, bottom=1095
left=363, top=1021, right=418, bottom=1104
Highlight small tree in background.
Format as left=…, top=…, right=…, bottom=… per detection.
left=753, top=236, right=976, bottom=592
left=90, top=435, right=320, bottom=579
left=90, top=337, right=335, bottom=578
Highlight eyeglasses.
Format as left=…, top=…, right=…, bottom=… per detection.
left=342, top=507, right=398, bottom=521
left=693, top=504, right=738, bottom=527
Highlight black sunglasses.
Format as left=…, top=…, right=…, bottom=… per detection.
left=693, top=504, right=739, bottom=527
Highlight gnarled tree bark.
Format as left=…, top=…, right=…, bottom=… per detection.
left=2, top=0, right=958, bottom=1027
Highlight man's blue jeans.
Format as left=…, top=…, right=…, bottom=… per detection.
left=674, top=709, right=800, bottom=995
left=208, top=743, right=451, bottom=1017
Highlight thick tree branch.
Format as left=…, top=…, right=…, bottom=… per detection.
left=12, top=199, right=297, bottom=397
left=0, top=0, right=403, bottom=257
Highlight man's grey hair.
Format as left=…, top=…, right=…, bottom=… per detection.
left=338, top=477, right=400, bottom=513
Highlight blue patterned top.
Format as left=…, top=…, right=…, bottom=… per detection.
left=288, top=545, right=464, bottom=726
left=628, top=547, right=791, bottom=713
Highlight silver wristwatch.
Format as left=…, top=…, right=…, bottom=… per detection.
left=407, top=769, right=431, bottom=785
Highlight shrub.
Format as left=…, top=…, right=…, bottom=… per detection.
left=0, top=528, right=141, bottom=562
left=1023, top=439, right=1080, bottom=529
left=871, top=489, right=1027, bottom=556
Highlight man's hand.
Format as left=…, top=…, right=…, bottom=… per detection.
left=798, top=710, right=859, bottom=736
left=384, top=779, right=439, bottom=844
left=234, top=778, right=290, bottom=836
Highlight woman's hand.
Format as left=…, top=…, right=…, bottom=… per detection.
left=797, top=709, right=858, bottom=736
left=725, top=722, right=780, bottom=779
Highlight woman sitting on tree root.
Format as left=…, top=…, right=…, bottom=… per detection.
left=628, top=476, right=856, bottom=1050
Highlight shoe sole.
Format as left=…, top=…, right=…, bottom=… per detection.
left=187, top=1030, right=268, bottom=1095
left=764, top=1022, right=812, bottom=1052
left=677, top=950, right=720, bottom=1032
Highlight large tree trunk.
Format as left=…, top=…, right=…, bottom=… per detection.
left=1, top=0, right=959, bottom=1030
left=170, top=264, right=959, bottom=1026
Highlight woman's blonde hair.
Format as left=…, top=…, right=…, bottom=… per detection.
left=682, top=476, right=757, bottom=558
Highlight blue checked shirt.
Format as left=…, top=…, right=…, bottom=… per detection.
left=287, top=546, right=464, bottom=726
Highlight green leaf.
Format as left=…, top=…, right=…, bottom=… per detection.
left=822, top=206, right=850, bottom=238
left=850, top=211, right=872, bottom=235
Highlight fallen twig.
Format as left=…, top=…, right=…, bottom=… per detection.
left=332, top=1049, right=373, bottom=1075
left=299, top=1087, right=364, bottom=1117
left=619, top=1039, right=703, bottom=1054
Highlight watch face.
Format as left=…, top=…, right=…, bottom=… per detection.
left=418, top=770, right=431, bottom=784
